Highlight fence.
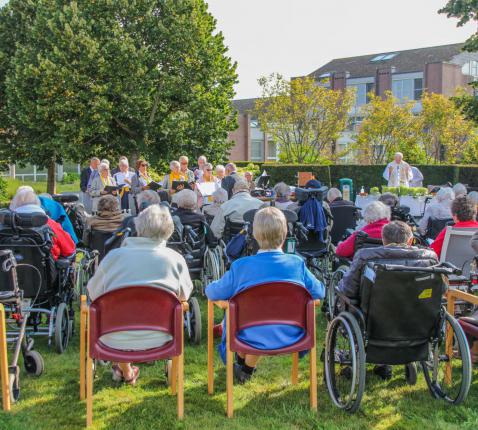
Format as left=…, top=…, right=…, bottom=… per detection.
left=0, top=164, right=81, bottom=182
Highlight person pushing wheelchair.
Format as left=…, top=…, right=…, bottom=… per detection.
left=337, top=220, right=438, bottom=379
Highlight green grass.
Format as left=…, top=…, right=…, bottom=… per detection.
left=5, top=179, right=80, bottom=198
left=0, top=298, right=477, bottom=430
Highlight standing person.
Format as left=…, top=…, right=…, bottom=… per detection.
left=179, top=155, right=195, bottom=184
left=221, top=162, right=240, bottom=199
left=113, top=158, right=135, bottom=212
left=131, top=159, right=153, bottom=214
left=383, top=152, right=413, bottom=187
left=410, top=166, right=424, bottom=188
left=196, top=163, right=220, bottom=207
left=194, top=155, right=207, bottom=181
left=89, top=163, right=117, bottom=213
left=244, top=171, right=256, bottom=192
left=80, top=157, right=99, bottom=213
left=162, top=161, right=188, bottom=194
left=215, top=165, right=226, bottom=185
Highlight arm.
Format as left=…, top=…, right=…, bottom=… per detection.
left=210, top=207, right=226, bottom=239
left=303, top=263, right=325, bottom=300
left=162, top=174, right=170, bottom=191
left=80, top=169, right=88, bottom=192
left=89, top=177, right=102, bottom=197
left=86, top=263, right=106, bottom=301
left=178, top=257, right=194, bottom=301
left=337, top=252, right=365, bottom=299
left=205, top=265, right=236, bottom=300
left=130, top=174, right=142, bottom=195
left=335, top=232, right=356, bottom=258
left=431, top=228, right=446, bottom=259
left=418, top=206, right=432, bottom=235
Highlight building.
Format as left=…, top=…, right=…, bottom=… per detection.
left=228, top=43, right=478, bottom=162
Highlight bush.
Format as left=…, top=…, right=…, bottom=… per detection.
left=0, top=176, right=7, bottom=203
left=61, top=172, right=80, bottom=184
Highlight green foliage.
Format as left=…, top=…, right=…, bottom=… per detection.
left=0, top=0, right=237, bottom=190
left=0, top=175, right=6, bottom=202
left=61, top=172, right=80, bottom=184
left=439, top=1, right=478, bottom=53
left=237, top=162, right=261, bottom=177
left=369, top=186, right=380, bottom=195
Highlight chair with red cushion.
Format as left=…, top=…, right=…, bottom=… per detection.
left=207, top=281, right=319, bottom=418
left=79, top=287, right=187, bottom=427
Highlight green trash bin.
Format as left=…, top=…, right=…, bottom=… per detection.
left=339, top=178, right=354, bottom=202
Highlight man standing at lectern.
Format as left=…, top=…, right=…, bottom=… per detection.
left=383, top=152, right=413, bottom=187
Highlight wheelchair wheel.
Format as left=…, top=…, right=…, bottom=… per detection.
left=405, top=363, right=417, bottom=386
left=325, top=312, right=366, bottom=413
left=185, top=297, right=202, bottom=345
left=421, top=311, right=472, bottom=405
left=327, top=265, right=348, bottom=320
left=24, top=350, right=44, bottom=376
left=54, top=302, right=70, bottom=354
left=214, top=246, right=226, bottom=277
left=204, top=249, right=220, bottom=288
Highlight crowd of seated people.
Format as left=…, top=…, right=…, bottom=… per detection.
left=327, top=188, right=354, bottom=208
left=418, top=187, right=454, bottom=235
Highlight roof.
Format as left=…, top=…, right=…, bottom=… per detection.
left=308, top=43, right=467, bottom=79
left=232, top=98, right=257, bottom=115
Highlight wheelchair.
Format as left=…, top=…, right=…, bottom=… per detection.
left=0, top=210, right=82, bottom=353
left=52, top=193, right=88, bottom=244
left=0, top=249, right=44, bottom=403
left=330, top=205, right=359, bottom=246
left=324, top=262, right=472, bottom=413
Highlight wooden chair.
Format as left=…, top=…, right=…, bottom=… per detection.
left=79, top=288, right=188, bottom=427
left=0, top=303, right=10, bottom=411
left=207, top=281, right=319, bottom=418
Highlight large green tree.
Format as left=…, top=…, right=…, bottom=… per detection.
left=0, top=0, right=237, bottom=193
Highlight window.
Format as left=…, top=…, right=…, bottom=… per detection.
left=392, top=79, right=416, bottom=101
left=370, top=53, right=398, bottom=63
left=414, top=78, right=423, bottom=100
left=371, top=54, right=386, bottom=62
left=366, top=82, right=374, bottom=103
left=251, top=139, right=264, bottom=161
left=250, top=119, right=259, bottom=128
left=462, top=61, right=478, bottom=78
left=267, top=140, right=278, bottom=160
left=348, top=82, right=375, bottom=106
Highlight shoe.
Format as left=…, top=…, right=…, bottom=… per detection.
left=233, top=363, right=254, bottom=385
left=213, top=324, right=223, bottom=338
left=373, top=364, right=393, bottom=380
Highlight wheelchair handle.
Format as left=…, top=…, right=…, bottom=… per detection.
left=380, top=262, right=461, bottom=276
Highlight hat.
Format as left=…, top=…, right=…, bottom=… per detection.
left=305, top=179, right=322, bottom=189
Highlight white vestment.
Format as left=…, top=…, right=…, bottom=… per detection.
left=383, top=161, right=413, bottom=187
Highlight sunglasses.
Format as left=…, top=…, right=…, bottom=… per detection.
left=141, top=163, right=148, bottom=167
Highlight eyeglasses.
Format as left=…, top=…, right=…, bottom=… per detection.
left=141, top=163, right=148, bottom=167
left=180, top=162, right=188, bottom=165
left=206, top=169, right=213, bottom=171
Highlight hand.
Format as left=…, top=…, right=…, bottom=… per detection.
left=124, top=178, right=132, bottom=185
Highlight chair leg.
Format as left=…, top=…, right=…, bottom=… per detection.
left=86, top=314, right=93, bottom=427
left=226, top=306, right=233, bottom=418
left=309, top=345, right=317, bottom=411
left=0, top=304, right=11, bottom=412
left=79, top=296, right=87, bottom=400
left=207, top=300, right=214, bottom=395
left=171, top=356, right=178, bottom=396
left=177, top=312, right=184, bottom=419
left=291, top=352, right=299, bottom=385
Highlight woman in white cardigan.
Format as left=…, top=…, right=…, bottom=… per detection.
left=87, top=204, right=193, bottom=385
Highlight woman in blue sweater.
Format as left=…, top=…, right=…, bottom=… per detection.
left=205, top=207, right=324, bottom=383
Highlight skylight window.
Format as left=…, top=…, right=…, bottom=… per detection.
left=382, top=53, right=398, bottom=60
left=370, top=53, right=398, bottom=63
left=370, top=54, right=386, bottom=62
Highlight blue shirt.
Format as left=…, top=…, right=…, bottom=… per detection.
left=205, top=251, right=324, bottom=361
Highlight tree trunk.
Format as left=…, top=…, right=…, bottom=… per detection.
left=47, top=159, right=56, bottom=195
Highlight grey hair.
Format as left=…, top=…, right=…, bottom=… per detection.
left=453, top=183, right=467, bottom=197
left=10, top=189, right=40, bottom=210
left=119, top=158, right=129, bottom=167
left=395, top=152, right=403, bottom=159
left=215, top=164, right=225, bottom=172
left=378, top=192, right=399, bottom=208
left=91, top=157, right=100, bottom=163
left=204, top=162, right=213, bottom=170
left=327, top=187, right=342, bottom=202
left=170, top=160, right=180, bottom=170
left=97, top=194, right=120, bottom=213
left=273, top=182, right=291, bottom=199
left=98, top=162, right=109, bottom=173
left=363, top=201, right=391, bottom=224
left=212, top=187, right=228, bottom=204
left=468, top=191, right=478, bottom=206
left=175, top=189, right=197, bottom=210
left=198, top=155, right=207, bottom=163
left=225, top=162, right=237, bottom=172
left=436, top=187, right=455, bottom=203
left=100, top=159, right=110, bottom=166
left=135, top=204, right=174, bottom=241
left=137, top=190, right=161, bottom=209
left=382, top=221, right=412, bottom=245
left=232, top=179, right=250, bottom=194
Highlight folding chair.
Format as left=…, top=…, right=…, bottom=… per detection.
left=207, top=281, right=319, bottom=418
left=79, top=288, right=188, bottom=427
left=440, top=227, right=478, bottom=281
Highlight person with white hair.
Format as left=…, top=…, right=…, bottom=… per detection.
left=215, top=165, right=226, bottom=185
left=210, top=179, right=264, bottom=239
left=87, top=204, right=193, bottom=385
left=273, top=182, right=296, bottom=211
left=178, top=155, right=195, bottom=183
left=9, top=188, right=75, bottom=260
left=206, top=207, right=325, bottom=383
left=383, top=152, right=413, bottom=187
left=418, top=187, right=455, bottom=235
left=336, top=201, right=391, bottom=259
left=453, top=182, right=467, bottom=198
left=89, top=162, right=117, bottom=213
left=194, top=155, right=208, bottom=181
left=203, top=188, right=228, bottom=219
left=196, top=163, right=220, bottom=207
left=80, top=157, right=100, bottom=212
left=327, top=187, right=355, bottom=208
left=113, top=158, right=135, bottom=211
left=162, top=160, right=188, bottom=193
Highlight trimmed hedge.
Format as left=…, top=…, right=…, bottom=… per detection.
left=251, top=163, right=478, bottom=189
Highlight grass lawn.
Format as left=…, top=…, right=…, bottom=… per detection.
left=0, top=297, right=477, bottom=430
left=4, top=179, right=80, bottom=199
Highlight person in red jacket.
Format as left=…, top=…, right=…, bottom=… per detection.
left=9, top=187, right=75, bottom=260
left=336, top=201, right=390, bottom=259
left=432, top=196, right=478, bottom=258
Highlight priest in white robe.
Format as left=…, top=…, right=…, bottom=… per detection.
left=383, top=152, right=413, bottom=187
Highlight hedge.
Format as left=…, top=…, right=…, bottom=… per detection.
left=248, top=163, right=478, bottom=190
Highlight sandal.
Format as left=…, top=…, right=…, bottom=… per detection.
left=124, top=366, right=140, bottom=386
left=111, top=364, right=123, bottom=382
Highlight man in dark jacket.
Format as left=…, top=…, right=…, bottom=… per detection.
left=327, top=188, right=355, bottom=208
left=221, top=163, right=241, bottom=199
left=80, top=157, right=100, bottom=192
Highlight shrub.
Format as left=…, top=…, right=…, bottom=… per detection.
left=61, top=172, right=80, bottom=184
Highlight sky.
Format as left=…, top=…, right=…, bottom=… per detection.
left=1, top=0, right=476, bottom=100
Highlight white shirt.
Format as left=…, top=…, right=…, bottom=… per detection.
left=114, top=170, right=134, bottom=186
left=383, top=161, right=413, bottom=187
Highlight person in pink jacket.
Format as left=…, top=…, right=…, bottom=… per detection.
left=336, top=201, right=391, bottom=259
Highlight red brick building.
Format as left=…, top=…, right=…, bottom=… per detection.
left=228, top=43, right=478, bottom=162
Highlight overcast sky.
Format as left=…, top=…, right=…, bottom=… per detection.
left=1, top=0, right=476, bottom=100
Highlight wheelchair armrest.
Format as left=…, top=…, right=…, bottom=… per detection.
left=314, top=299, right=321, bottom=307
left=56, top=258, right=74, bottom=270
left=181, top=301, right=189, bottom=312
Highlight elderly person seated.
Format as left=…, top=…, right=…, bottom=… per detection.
left=244, top=171, right=255, bottom=192
left=83, top=195, right=125, bottom=245
left=203, top=188, right=228, bottom=219
left=453, top=182, right=468, bottom=198
left=89, top=162, right=117, bottom=213
left=273, top=182, right=297, bottom=211
left=9, top=187, right=75, bottom=260
left=205, top=207, right=324, bottom=383
left=38, top=193, right=78, bottom=243
left=336, top=201, right=390, bottom=259
left=431, top=196, right=478, bottom=258
left=418, top=187, right=454, bottom=235
left=468, top=191, right=478, bottom=208
left=378, top=192, right=399, bottom=209
left=87, top=205, right=193, bottom=385
left=211, top=179, right=264, bottom=239
left=327, top=188, right=354, bottom=208
left=338, top=221, right=437, bottom=379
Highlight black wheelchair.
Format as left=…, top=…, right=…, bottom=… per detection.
left=0, top=249, right=44, bottom=403
left=424, top=217, right=453, bottom=241
left=330, top=205, right=359, bottom=246
left=0, top=211, right=80, bottom=353
left=52, top=193, right=88, bottom=244
left=324, top=262, right=472, bottom=413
